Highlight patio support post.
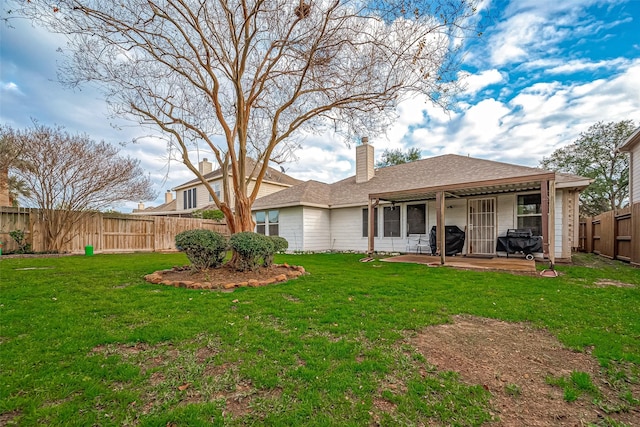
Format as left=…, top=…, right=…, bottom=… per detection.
left=367, top=197, right=378, bottom=255
left=436, top=191, right=446, bottom=265
left=541, top=179, right=549, bottom=260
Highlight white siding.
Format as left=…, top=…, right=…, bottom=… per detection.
left=278, top=207, right=304, bottom=252
left=496, top=194, right=515, bottom=235
left=554, top=191, right=565, bottom=259
left=248, top=181, right=292, bottom=200
left=631, top=145, right=640, bottom=203
left=330, top=207, right=369, bottom=252
left=299, top=207, right=331, bottom=251
left=276, top=190, right=573, bottom=258
left=176, top=179, right=290, bottom=212
left=426, top=199, right=467, bottom=230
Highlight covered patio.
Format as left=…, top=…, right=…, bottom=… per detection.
left=366, top=173, right=559, bottom=267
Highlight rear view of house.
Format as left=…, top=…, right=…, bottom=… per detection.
left=252, top=140, right=591, bottom=263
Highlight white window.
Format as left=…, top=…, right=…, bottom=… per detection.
left=406, top=203, right=426, bottom=235
left=517, top=194, right=542, bottom=236
left=383, top=205, right=401, bottom=237
left=254, top=210, right=279, bottom=236
left=208, top=183, right=221, bottom=201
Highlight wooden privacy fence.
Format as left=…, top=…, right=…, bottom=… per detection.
left=579, top=202, right=639, bottom=266
left=0, top=207, right=229, bottom=254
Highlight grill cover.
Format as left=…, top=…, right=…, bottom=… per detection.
left=429, top=225, right=465, bottom=256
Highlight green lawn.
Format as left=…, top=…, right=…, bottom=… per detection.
left=0, top=252, right=638, bottom=426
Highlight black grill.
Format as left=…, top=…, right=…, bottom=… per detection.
left=506, top=228, right=533, bottom=238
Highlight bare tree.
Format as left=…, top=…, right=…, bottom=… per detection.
left=1, top=123, right=156, bottom=252
left=6, top=0, right=480, bottom=234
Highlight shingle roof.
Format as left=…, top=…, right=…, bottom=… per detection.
left=619, top=126, right=640, bottom=151
left=252, top=154, right=591, bottom=210
left=253, top=180, right=331, bottom=209
left=174, top=159, right=302, bottom=190
left=139, top=199, right=177, bottom=213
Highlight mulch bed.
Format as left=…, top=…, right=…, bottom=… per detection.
left=144, top=263, right=306, bottom=290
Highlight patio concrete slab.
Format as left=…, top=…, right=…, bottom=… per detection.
left=381, top=254, right=537, bottom=274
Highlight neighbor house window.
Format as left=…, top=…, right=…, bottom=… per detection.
left=255, top=211, right=266, bottom=235
left=268, top=210, right=279, bottom=236
left=406, top=204, right=426, bottom=235
left=208, top=183, right=221, bottom=201
left=383, top=205, right=401, bottom=237
left=254, top=210, right=279, bottom=236
left=362, top=207, right=378, bottom=237
left=517, top=193, right=542, bottom=236
left=183, top=188, right=197, bottom=209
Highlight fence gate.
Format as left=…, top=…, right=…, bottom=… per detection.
left=468, top=198, right=496, bottom=255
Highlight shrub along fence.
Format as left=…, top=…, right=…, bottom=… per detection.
left=578, top=202, right=639, bottom=266
left=0, top=206, right=228, bottom=254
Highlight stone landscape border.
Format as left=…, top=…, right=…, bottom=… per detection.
left=144, top=263, right=306, bottom=290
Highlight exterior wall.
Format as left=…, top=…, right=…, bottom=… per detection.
left=248, top=180, right=291, bottom=200
left=278, top=206, right=304, bottom=252
left=302, top=207, right=332, bottom=251
left=330, top=206, right=369, bottom=252
left=496, top=194, right=516, bottom=236
left=176, top=179, right=289, bottom=212
left=272, top=189, right=576, bottom=258
left=554, top=190, right=564, bottom=259
left=427, top=198, right=468, bottom=253
left=631, top=144, right=640, bottom=203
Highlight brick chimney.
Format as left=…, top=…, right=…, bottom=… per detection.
left=198, top=158, right=213, bottom=174
left=165, top=190, right=174, bottom=204
left=355, top=137, right=374, bottom=183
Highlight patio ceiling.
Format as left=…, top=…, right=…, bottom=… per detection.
left=369, top=173, right=556, bottom=203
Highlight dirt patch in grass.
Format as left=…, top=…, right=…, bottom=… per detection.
left=593, top=279, right=636, bottom=288
left=410, top=315, right=639, bottom=426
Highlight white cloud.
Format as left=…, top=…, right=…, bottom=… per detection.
left=1, top=81, right=22, bottom=95
left=460, top=69, right=504, bottom=95
left=544, top=58, right=630, bottom=74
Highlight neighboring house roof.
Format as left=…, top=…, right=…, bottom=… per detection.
left=619, top=126, right=640, bottom=152
left=252, top=180, right=332, bottom=209
left=253, top=154, right=591, bottom=210
left=140, top=199, right=177, bottom=213
left=174, top=159, right=302, bottom=190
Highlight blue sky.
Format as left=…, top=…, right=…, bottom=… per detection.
left=1, top=0, right=639, bottom=211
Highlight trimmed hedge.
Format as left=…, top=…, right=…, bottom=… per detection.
left=229, top=232, right=277, bottom=271
left=175, top=229, right=228, bottom=271
left=270, top=236, right=289, bottom=253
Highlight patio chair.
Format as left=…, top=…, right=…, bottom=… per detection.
left=416, top=235, right=431, bottom=254
left=406, top=234, right=421, bottom=253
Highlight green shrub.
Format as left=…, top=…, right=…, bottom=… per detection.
left=9, top=230, right=32, bottom=254
left=192, top=209, right=225, bottom=221
left=175, top=229, right=227, bottom=271
left=229, top=232, right=275, bottom=271
left=270, top=236, right=289, bottom=253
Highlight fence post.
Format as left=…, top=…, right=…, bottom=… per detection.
left=585, top=216, right=593, bottom=253
left=613, top=210, right=619, bottom=261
